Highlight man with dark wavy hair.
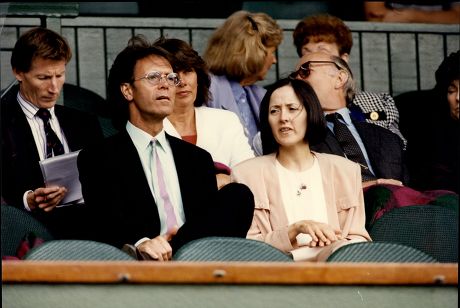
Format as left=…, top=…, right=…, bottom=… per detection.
left=78, top=35, right=254, bottom=261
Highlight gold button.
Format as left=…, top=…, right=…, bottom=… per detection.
left=370, top=111, right=379, bottom=121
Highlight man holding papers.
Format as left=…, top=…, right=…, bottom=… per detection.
left=1, top=27, right=103, bottom=239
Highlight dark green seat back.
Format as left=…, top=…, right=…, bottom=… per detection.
left=173, top=236, right=293, bottom=262
left=326, top=241, right=437, bottom=263
left=23, top=240, right=136, bottom=261
left=1, top=204, right=54, bottom=258
left=62, top=83, right=118, bottom=137
left=369, top=205, right=458, bottom=263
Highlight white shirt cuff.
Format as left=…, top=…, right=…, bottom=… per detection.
left=23, top=190, right=33, bottom=211
left=135, top=237, right=150, bottom=247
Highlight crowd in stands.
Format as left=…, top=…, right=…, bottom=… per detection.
left=363, top=1, right=460, bottom=24
left=1, top=10, right=458, bottom=262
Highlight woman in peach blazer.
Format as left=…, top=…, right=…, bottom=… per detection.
left=232, top=78, right=371, bottom=261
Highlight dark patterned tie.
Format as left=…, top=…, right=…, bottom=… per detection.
left=36, top=108, right=65, bottom=158
left=325, top=113, right=376, bottom=181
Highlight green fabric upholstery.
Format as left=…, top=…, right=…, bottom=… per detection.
left=62, top=83, right=118, bottom=137
left=173, top=237, right=293, bottom=262
left=23, top=240, right=136, bottom=261
left=369, top=205, right=458, bottom=263
left=1, top=205, right=54, bottom=257
left=326, top=242, right=437, bottom=263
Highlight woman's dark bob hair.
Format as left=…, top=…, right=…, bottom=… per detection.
left=154, top=37, right=211, bottom=107
left=260, top=77, right=327, bottom=155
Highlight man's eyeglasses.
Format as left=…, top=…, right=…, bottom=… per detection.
left=294, top=61, right=340, bottom=79
left=133, top=71, right=181, bottom=86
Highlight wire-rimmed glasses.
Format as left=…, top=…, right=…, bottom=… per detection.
left=133, top=71, right=181, bottom=86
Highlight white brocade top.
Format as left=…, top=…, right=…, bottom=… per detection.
left=275, top=157, right=329, bottom=261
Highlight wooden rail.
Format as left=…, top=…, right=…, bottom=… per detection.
left=3, top=261, right=457, bottom=285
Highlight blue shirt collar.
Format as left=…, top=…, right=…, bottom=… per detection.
left=229, top=80, right=246, bottom=101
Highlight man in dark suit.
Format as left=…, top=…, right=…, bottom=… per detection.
left=395, top=51, right=459, bottom=193
left=292, top=52, right=408, bottom=187
left=292, top=14, right=407, bottom=146
left=77, top=35, right=254, bottom=261
left=1, top=27, right=104, bottom=239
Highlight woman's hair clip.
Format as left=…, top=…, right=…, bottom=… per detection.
left=247, top=15, right=259, bottom=31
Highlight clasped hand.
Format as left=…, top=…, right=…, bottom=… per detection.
left=27, top=186, right=68, bottom=212
left=290, top=220, right=342, bottom=247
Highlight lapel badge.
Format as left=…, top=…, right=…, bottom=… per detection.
left=369, top=111, right=379, bottom=121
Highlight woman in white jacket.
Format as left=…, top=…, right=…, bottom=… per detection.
left=155, top=37, right=255, bottom=189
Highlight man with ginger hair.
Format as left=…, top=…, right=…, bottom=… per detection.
left=1, top=27, right=103, bottom=239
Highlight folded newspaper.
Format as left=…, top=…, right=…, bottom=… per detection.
left=39, top=150, right=83, bottom=206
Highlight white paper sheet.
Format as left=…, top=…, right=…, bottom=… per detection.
left=39, top=150, right=83, bottom=206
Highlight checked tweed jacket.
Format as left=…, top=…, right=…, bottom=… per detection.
left=353, top=91, right=406, bottom=148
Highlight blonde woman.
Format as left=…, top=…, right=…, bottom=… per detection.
left=203, top=10, right=283, bottom=152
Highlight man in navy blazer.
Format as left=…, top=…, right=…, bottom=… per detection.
left=1, top=27, right=103, bottom=239
left=293, top=52, right=408, bottom=187
left=77, top=35, right=254, bottom=261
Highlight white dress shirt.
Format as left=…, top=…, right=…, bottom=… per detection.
left=126, top=121, right=185, bottom=245
left=17, top=93, right=70, bottom=210
left=17, top=93, right=70, bottom=160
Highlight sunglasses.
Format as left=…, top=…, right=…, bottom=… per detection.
left=294, top=60, right=341, bottom=79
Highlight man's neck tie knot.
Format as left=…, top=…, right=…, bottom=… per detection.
left=325, top=112, right=376, bottom=181
left=36, top=108, right=64, bottom=158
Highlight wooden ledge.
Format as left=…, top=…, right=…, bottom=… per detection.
left=2, top=261, right=457, bottom=285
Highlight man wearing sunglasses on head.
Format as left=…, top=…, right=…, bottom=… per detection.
left=292, top=52, right=408, bottom=189
left=77, top=35, right=254, bottom=261
left=293, top=14, right=406, bottom=147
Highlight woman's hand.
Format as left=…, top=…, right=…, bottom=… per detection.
left=289, top=220, right=342, bottom=247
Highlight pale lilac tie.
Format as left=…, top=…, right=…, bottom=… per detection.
left=151, top=140, right=177, bottom=233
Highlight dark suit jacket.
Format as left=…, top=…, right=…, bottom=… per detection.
left=311, top=106, right=409, bottom=184
left=1, top=86, right=104, bottom=238
left=77, top=130, right=220, bottom=251
left=395, top=89, right=459, bottom=192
